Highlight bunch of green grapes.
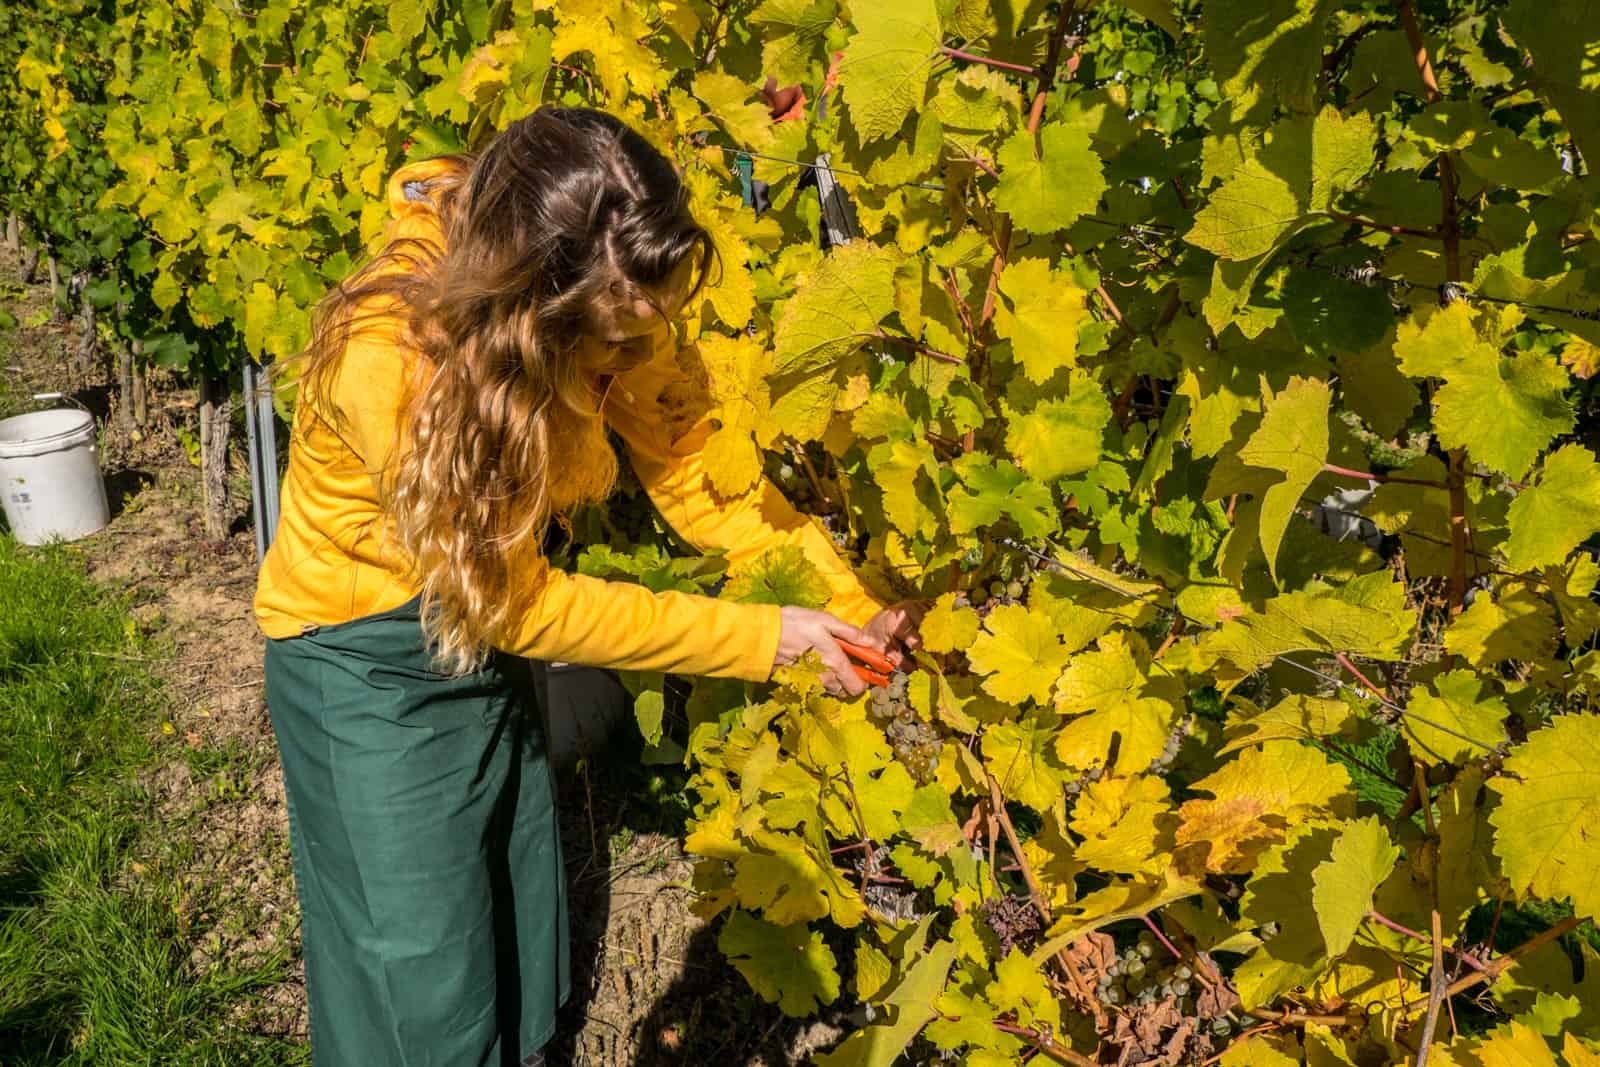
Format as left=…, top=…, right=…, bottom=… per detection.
left=867, top=670, right=942, bottom=784
left=1094, top=933, right=1202, bottom=1016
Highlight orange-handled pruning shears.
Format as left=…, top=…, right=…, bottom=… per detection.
left=836, top=639, right=896, bottom=689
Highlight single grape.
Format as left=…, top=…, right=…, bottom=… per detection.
left=1103, top=988, right=1121, bottom=1005
left=1136, top=941, right=1155, bottom=960
left=1174, top=964, right=1192, bottom=980
left=1126, top=959, right=1145, bottom=978
left=1173, top=979, right=1190, bottom=996
left=1006, top=579, right=1024, bottom=599
left=989, top=580, right=1005, bottom=598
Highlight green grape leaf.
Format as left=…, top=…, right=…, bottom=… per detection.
left=1501, top=0, right=1600, bottom=164
left=717, top=911, right=842, bottom=1016
left=1432, top=349, right=1574, bottom=480
left=967, top=604, right=1070, bottom=706
left=993, top=258, right=1089, bottom=383
left=1337, top=331, right=1418, bottom=438
left=1204, top=0, right=1333, bottom=122
left=1236, top=376, right=1331, bottom=583
left=752, top=0, right=839, bottom=86
left=773, top=243, right=901, bottom=378
left=693, top=70, right=778, bottom=150
left=838, top=0, right=941, bottom=141
left=1184, top=150, right=1302, bottom=261
left=1003, top=371, right=1112, bottom=483
left=1506, top=445, right=1600, bottom=572
left=948, top=453, right=1057, bottom=539
left=1310, top=816, right=1400, bottom=957
left=931, top=66, right=1021, bottom=156
left=994, top=121, right=1107, bottom=234
left=1402, top=670, right=1509, bottom=766
left=1489, top=714, right=1600, bottom=922
left=981, top=710, right=1067, bottom=811
left=724, top=545, right=833, bottom=610
left=1219, top=1036, right=1303, bottom=1065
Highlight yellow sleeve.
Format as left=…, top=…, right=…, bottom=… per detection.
left=604, top=341, right=887, bottom=629
left=328, top=325, right=784, bottom=682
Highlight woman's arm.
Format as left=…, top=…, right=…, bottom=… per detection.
left=604, top=341, right=886, bottom=628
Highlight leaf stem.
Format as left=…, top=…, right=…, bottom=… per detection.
left=1322, top=462, right=1445, bottom=488
left=1140, top=914, right=1184, bottom=961
left=938, top=46, right=1039, bottom=77
left=1415, top=906, right=1446, bottom=1067
left=1366, top=910, right=1487, bottom=973
left=1326, top=211, right=1441, bottom=239
left=875, top=329, right=963, bottom=365
left=1334, top=652, right=1392, bottom=702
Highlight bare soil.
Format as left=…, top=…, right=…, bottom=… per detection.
left=0, top=254, right=850, bottom=1065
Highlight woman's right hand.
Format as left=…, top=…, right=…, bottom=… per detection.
left=774, top=606, right=880, bottom=699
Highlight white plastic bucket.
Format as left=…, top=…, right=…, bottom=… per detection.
left=0, top=409, right=110, bottom=545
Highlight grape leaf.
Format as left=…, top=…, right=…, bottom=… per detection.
left=1444, top=585, right=1558, bottom=667
left=919, top=593, right=980, bottom=654
left=994, top=121, right=1107, bottom=234
left=1236, top=376, right=1331, bottom=583
left=993, top=258, right=1089, bottom=383
left=773, top=242, right=901, bottom=378
left=698, top=333, right=775, bottom=498
left=947, top=453, right=1057, bottom=539
left=724, top=545, right=833, bottom=610
left=980, top=710, right=1067, bottom=811
left=815, top=932, right=957, bottom=1066
left=1402, top=670, right=1509, bottom=766
left=1003, top=371, right=1112, bottom=483
left=1219, top=1036, right=1303, bottom=1066
left=1489, top=714, right=1600, bottom=922
left=1501, top=0, right=1600, bottom=164
left=990, top=949, right=1059, bottom=1030
left=1220, top=694, right=1356, bottom=756
left=1071, top=775, right=1177, bottom=876
left=967, top=604, right=1070, bottom=705
left=1432, top=349, right=1574, bottom=480
left=751, top=0, right=838, bottom=86
left=1204, top=0, right=1334, bottom=122
left=838, top=0, right=940, bottom=141
left=1310, top=816, right=1400, bottom=957
left=693, top=70, right=777, bottom=150
left=718, top=910, right=842, bottom=1016
left=1176, top=742, right=1354, bottom=874
left=1506, top=445, right=1600, bottom=572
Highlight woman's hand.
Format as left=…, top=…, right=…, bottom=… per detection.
left=862, top=600, right=929, bottom=657
left=774, top=606, right=882, bottom=699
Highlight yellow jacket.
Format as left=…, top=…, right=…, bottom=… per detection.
left=253, top=159, right=882, bottom=682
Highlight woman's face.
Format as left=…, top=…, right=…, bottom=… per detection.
left=577, top=257, right=697, bottom=380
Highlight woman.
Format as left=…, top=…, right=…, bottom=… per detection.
left=253, top=106, right=918, bottom=1067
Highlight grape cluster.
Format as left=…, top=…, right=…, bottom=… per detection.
left=867, top=670, right=943, bottom=784
left=967, top=578, right=1025, bottom=619
left=1094, top=934, right=1199, bottom=1014
left=979, top=893, right=1043, bottom=955
left=1145, top=714, right=1194, bottom=775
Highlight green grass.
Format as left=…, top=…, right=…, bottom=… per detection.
left=0, top=536, right=304, bottom=1066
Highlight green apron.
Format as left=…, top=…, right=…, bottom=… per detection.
left=264, top=598, right=569, bottom=1067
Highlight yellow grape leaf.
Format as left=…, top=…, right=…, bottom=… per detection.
left=1071, top=776, right=1178, bottom=876
left=1176, top=743, right=1354, bottom=874
left=1003, top=369, right=1113, bottom=482
left=1466, top=1020, right=1562, bottom=1066
left=1236, top=823, right=1341, bottom=1007
left=1028, top=868, right=1203, bottom=963
left=1564, top=1035, right=1600, bottom=1067
left=718, top=910, right=841, bottom=1016
left=1435, top=767, right=1507, bottom=935
left=1560, top=336, right=1600, bottom=380
left=685, top=169, right=758, bottom=332
left=1055, top=695, right=1176, bottom=777
left=1489, top=714, right=1600, bottom=922
left=1445, top=585, right=1559, bottom=667
left=815, top=928, right=958, bottom=1067
left=1402, top=669, right=1509, bottom=766
left=1054, top=633, right=1145, bottom=712
left=550, top=0, right=659, bottom=101
left=1021, top=803, right=1082, bottom=911
left=854, top=762, right=917, bottom=842
left=692, top=69, right=776, bottom=151
left=993, top=258, right=1089, bottom=383
left=1310, top=815, right=1400, bottom=957
left=1505, top=445, right=1600, bottom=572
left=980, top=710, right=1067, bottom=812
left=1197, top=571, right=1414, bottom=684
left=1219, top=1035, right=1302, bottom=1066
left=967, top=604, right=1069, bottom=706
left=990, top=949, right=1060, bottom=1030
left=1220, top=693, right=1356, bottom=755
left=920, top=593, right=980, bottom=654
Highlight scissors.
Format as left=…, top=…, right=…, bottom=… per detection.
left=836, top=639, right=897, bottom=689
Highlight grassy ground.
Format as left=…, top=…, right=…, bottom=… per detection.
left=0, top=536, right=304, bottom=1066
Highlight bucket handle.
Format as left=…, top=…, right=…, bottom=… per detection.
left=30, top=391, right=92, bottom=414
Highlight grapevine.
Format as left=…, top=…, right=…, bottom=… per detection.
left=5, top=0, right=1600, bottom=1064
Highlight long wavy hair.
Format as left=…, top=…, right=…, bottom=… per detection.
left=295, top=107, right=715, bottom=673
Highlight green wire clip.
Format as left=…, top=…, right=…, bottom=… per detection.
left=734, top=151, right=755, bottom=209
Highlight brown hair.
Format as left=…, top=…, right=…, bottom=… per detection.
left=296, top=107, right=715, bottom=672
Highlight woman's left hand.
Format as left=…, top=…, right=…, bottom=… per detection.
left=862, top=600, right=929, bottom=665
